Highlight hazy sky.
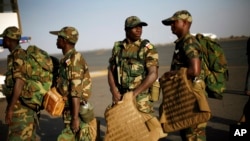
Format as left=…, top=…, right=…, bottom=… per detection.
left=0, top=0, right=250, bottom=58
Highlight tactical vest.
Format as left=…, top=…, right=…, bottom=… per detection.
left=113, top=40, right=150, bottom=90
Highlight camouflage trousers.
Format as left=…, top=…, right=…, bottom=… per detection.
left=57, top=109, right=97, bottom=141
left=7, top=101, right=36, bottom=141
left=180, top=122, right=207, bottom=141
left=179, top=79, right=209, bottom=141
left=135, top=92, right=154, bottom=114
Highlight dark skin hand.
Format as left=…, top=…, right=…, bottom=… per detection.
left=133, top=66, right=158, bottom=97
left=162, top=58, right=201, bottom=80
left=246, top=91, right=250, bottom=96
left=5, top=78, right=25, bottom=124
left=108, top=66, right=158, bottom=102
left=108, top=66, right=122, bottom=103
left=71, top=97, right=80, bottom=133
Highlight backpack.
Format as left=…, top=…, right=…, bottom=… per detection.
left=20, top=45, right=56, bottom=110
left=195, top=33, right=229, bottom=100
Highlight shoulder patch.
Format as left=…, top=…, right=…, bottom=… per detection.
left=146, top=43, right=153, bottom=49
left=65, top=59, right=71, bottom=66
left=114, top=41, right=122, bottom=46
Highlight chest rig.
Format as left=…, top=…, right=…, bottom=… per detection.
left=113, top=39, right=150, bottom=91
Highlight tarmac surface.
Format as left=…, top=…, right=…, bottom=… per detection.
left=0, top=38, right=249, bottom=141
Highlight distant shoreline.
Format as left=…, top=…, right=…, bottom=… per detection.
left=0, top=36, right=248, bottom=62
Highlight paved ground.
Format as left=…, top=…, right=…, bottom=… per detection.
left=0, top=38, right=249, bottom=141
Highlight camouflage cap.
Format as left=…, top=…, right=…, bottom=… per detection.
left=0, top=26, right=21, bottom=40
left=49, top=26, right=79, bottom=44
left=125, top=16, right=148, bottom=28
left=162, top=10, right=192, bottom=26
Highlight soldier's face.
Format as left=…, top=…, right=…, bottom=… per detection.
left=56, top=36, right=65, bottom=49
left=2, top=37, right=10, bottom=49
left=170, top=20, right=185, bottom=36
left=126, top=25, right=142, bottom=41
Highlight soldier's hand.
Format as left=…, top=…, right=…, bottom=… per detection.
left=112, top=91, right=122, bottom=103
left=5, top=109, right=13, bottom=125
left=246, top=90, right=250, bottom=96
left=71, top=117, right=80, bottom=134
left=161, top=71, right=177, bottom=80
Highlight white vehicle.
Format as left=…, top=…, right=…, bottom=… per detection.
left=0, top=0, right=30, bottom=48
left=0, top=75, right=5, bottom=99
left=0, top=0, right=29, bottom=98
left=191, top=33, right=217, bottom=39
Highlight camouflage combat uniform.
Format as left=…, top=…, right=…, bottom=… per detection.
left=3, top=45, right=37, bottom=141
left=109, top=39, right=159, bottom=114
left=242, top=37, right=250, bottom=123
left=171, top=33, right=208, bottom=141
left=56, top=48, right=93, bottom=141
left=245, top=38, right=250, bottom=94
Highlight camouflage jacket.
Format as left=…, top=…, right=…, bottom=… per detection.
left=3, top=45, right=26, bottom=102
left=56, top=48, right=92, bottom=106
left=170, top=33, right=205, bottom=80
left=109, top=39, right=159, bottom=91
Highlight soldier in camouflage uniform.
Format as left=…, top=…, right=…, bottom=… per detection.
left=162, top=10, right=209, bottom=141
left=1, top=26, right=37, bottom=140
left=108, top=16, right=158, bottom=114
left=50, top=26, right=96, bottom=141
left=107, top=16, right=169, bottom=140
left=239, top=37, right=250, bottom=123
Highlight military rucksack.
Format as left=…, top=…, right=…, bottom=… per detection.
left=20, top=45, right=56, bottom=110
left=195, top=33, right=229, bottom=100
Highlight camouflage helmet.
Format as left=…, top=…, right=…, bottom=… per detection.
left=162, top=10, right=192, bottom=26
left=50, top=26, right=79, bottom=44
left=0, top=26, right=21, bottom=40
left=125, top=16, right=148, bottom=28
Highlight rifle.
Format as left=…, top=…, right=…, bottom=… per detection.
left=114, top=55, right=124, bottom=93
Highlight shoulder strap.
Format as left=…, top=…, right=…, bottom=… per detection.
left=141, top=39, right=150, bottom=47
left=138, top=39, right=150, bottom=63
left=195, top=34, right=209, bottom=67
left=113, top=41, right=123, bottom=56
left=114, top=39, right=151, bottom=63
